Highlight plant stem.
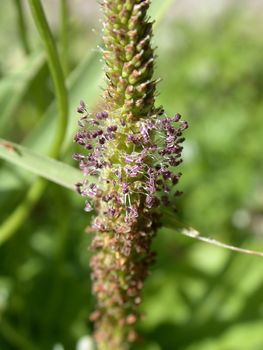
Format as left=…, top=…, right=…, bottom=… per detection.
left=13, top=0, right=31, bottom=55
left=29, top=0, right=68, bottom=158
left=162, top=210, right=263, bottom=257
left=0, top=179, right=45, bottom=245
left=60, top=0, right=70, bottom=76
left=0, top=0, right=68, bottom=245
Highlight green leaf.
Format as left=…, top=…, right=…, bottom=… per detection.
left=0, top=138, right=87, bottom=191
left=0, top=51, right=45, bottom=133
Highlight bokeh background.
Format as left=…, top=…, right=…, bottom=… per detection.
left=1, top=0, right=263, bottom=349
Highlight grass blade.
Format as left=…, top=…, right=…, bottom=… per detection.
left=162, top=210, right=263, bottom=258
left=0, top=138, right=83, bottom=191
left=0, top=51, right=45, bottom=132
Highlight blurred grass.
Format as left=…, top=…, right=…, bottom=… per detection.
left=1, top=1, right=263, bottom=350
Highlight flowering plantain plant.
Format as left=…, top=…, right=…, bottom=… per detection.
left=74, top=0, right=188, bottom=349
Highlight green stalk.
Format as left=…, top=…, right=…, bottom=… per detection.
left=60, top=0, right=70, bottom=76
left=0, top=0, right=68, bottom=245
left=13, top=0, right=31, bottom=55
left=0, top=180, right=45, bottom=245
left=29, top=0, right=68, bottom=158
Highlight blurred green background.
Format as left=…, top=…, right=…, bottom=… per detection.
left=1, top=1, right=263, bottom=349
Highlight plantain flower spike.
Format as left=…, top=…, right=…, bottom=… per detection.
left=73, top=1, right=188, bottom=349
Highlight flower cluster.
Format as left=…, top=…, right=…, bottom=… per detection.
left=73, top=0, right=188, bottom=349
left=74, top=102, right=188, bottom=220
left=74, top=100, right=187, bottom=348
